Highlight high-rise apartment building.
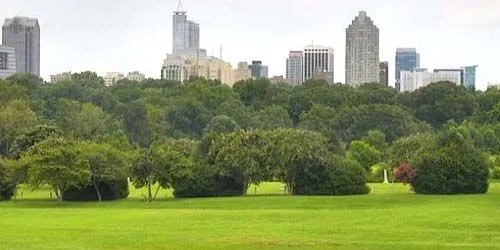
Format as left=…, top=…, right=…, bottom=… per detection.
left=2, top=17, right=40, bottom=76
left=401, top=68, right=461, bottom=92
left=395, top=48, right=420, bottom=92
left=0, top=45, right=16, bottom=79
left=172, top=1, right=200, bottom=56
left=379, top=61, right=389, bottom=86
left=286, top=51, right=303, bottom=85
left=345, top=11, right=379, bottom=86
left=303, top=45, right=334, bottom=84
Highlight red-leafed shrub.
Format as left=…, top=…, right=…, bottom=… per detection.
left=395, top=163, right=416, bottom=184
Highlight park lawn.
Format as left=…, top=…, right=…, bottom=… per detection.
left=0, top=183, right=500, bottom=250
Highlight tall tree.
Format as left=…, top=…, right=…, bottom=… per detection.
left=0, top=100, right=38, bottom=156
left=22, top=136, right=90, bottom=202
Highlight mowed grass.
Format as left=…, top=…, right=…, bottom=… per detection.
left=1, top=183, right=500, bottom=250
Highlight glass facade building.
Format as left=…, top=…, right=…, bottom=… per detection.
left=395, top=48, right=420, bottom=92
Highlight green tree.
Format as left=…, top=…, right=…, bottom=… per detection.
left=131, top=145, right=191, bottom=202
left=251, top=105, right=292, bottom=130
left=0, top=100, right=38, bottom=156
left=265, top=128, right=329, bottom=194
left=55, top=99, right=108, bottom=140
left=204, top=115, right=241, bottom=134
left=22, top=136, right=91, bottom=202
left=388, top=133, right=434, bottom=168
left=347, top=141, right=382, bottom=170
left=412, top=82, right=475, bottom=128
left=77, top=142, right=129, bottom=202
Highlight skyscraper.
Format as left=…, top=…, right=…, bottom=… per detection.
left=286, top=51, right=303, bottom=85
left=172, top=0, right=200, bottom=56
left=303, top=45, right=334, bottom=84
left=395, top=48, right=420, bottom=92
left=345, top=11, right=379, bottom=86
left=2, top=17, right=40, bottom=76
left=379, top=61, right=389, bottom=86
left=462, top=65, right=478, bottom=90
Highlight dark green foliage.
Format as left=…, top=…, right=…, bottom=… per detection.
left=0, top=160, right=16, bottom=201
left=412, top=82, right=475, bottom=128
left=293, top=155, right=369, bottom=195
left=62, top=179, right=129, bottom=201
left=173, top=165, right=245, bottom=198
left=204, top=115, right=241, bottom=134
left=11, top=125, right=59, bottom=159
left=411, top=129, right=489, bottom=194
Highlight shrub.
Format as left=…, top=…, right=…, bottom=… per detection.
left=62, top=179, right=129, bottom=201
left=173, top=164, right=245, bottom=198
left=394, top=163, right=416, bottom=184
left=410, top=129, right=489, bottom=194
left=293, top=155, right=370, bottom=195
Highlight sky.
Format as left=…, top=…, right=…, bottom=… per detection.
left=1, top=0, right=499, bottom=90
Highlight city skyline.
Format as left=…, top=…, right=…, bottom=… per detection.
left=0, top=0, right=499, bottom=89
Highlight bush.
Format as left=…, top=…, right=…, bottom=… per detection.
left=293, top=155, right=370, bottom=195
left=410, top=129, right=489, bottom=194
left=173, top=164, right=244, bottom=198
left=0, top=160, right=16, bottom=201
left=394, top=163, right=416, bottom=184
left=62, top=179, right=129, bottom=201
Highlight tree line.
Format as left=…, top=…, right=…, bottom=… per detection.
left=0, top=72, right=499, bottom=201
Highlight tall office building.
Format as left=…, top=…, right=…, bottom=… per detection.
left=462, top=65, right=478, bottom=90
left=379, top=61, right=389, bottom=86
left=172, top=1, right=200, bottom=56
left=395, top=48, right=420, bottom=92
left=248, top=61, right=268, bottom=79
left=345, top=11, right=379, bottom=86
left=0, top=45, right=16, bottom=79
left=303, top=45, right=334, bottom=84
left=2, top=17, right=40, bottom=76
left=400, top=68, right=461, bottom=92
left=286, top=51, right=303, bottom=85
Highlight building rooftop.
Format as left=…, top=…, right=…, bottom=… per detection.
left=3, top=17, right=39, bottom=27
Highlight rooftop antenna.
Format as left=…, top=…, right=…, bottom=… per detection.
left=220, top=45, right=223, bottom=60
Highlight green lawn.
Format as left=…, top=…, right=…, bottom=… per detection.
left=1, top=183, right=500, bottom=249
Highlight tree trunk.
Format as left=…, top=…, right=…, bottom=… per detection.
left=92, top=180, right=102, bottom=202
left=153, top=185, right=161, bottom=200
left=147, top=182, right=152, bottom=202
left=58, top=188, right=63, bottom=203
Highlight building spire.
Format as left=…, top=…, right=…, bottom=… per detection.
left=177, top=0, right=184, bottom=12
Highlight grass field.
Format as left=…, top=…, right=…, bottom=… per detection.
left=1, top=183, right=500, bottom=250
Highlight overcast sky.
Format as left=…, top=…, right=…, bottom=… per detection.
left=1, top=0, right=499, bottom=89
